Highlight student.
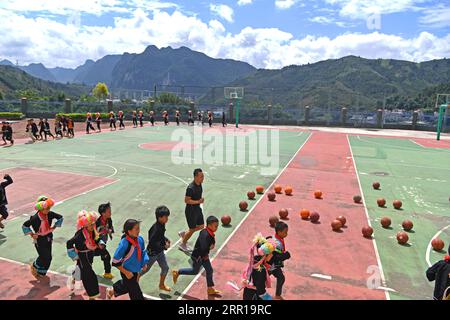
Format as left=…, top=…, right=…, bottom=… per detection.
left=86, top=113, right=95, bottom=134
left=163, top=111, right=169, bottom=126
left=197, top=111, right=202, bottom=126
left=0, top=174, right=13, bottom=229
left=426, top=245, right=450, bottom=300
left=95, top=202, right=114, bottom=279
left=175, top=110, right=180, bottom=126
left=187, top=110, right=194, bottom=126
left=67, top=210, right=103, bottom=300
left=109, top=111, right=116, bottom=131
left=208, top=111, right=213, bottom=128
left=38, top=118, right=45, bottom=140
left=95, top=112, right=102, bottom=132
left=55, top=117, right=63, bottom=139
left=118, top=111, right=125, bottom=130
left=142, top=205, right=171, bottom=292
left=22, top=196, right=63, bottom=278
left=107, top=219, right=149, bottom=300
left=179, top=168, right=205, bottom=252
left=2, top=122, right=14, bottom=146
left=241, top=234, right=277, bottom=300
left=268, top=222, right=291, bottom=300
left=61, top=115, right=68, bottom=137
left=26, top=119, right=36, bottom=143
left=138, top=111, right=144, bottom=127
left=132, top=111, right=138, bottom=128
left=67, top=117, right=75, bottom=138
left=43, top=118, right=55, bottom=140
left=149, top=111, right=154, bottom=126
left=30, top=119, right=40, bottom=141
left=222, top=112, right=227, bottom=127
left=173, top=216, right=221, bottom=296
left=1, top=122, right=7, bottom=145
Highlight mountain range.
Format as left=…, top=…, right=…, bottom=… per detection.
left=1, top=46, right=450, bottom=109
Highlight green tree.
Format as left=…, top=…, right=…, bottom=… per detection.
left=92, top=82, right=109, bottom=101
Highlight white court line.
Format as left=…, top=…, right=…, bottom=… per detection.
left=311, top=273, right=332, bottom=280
left=347, top=135, right=390, bottom=300
left=425, top=224, right=450, bottom=267
left=0, top=256, right=160, bottom=300
left=409, top=139, right=426, bottom=148
left=177, top=132, right=313, bottom=300
left=357, top=135, right=449, bottom=153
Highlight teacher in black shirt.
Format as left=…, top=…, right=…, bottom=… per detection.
left=178, top=168, right=205, bottom=252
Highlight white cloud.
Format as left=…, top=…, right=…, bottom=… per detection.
left=237, top=0, right=253, bottom=5
left=210, top=4, right=234, bottom=23
left=0, top=8, right=449, bottom=70
left=419, top=5, right=450, bottom=28
left=275, top=0, right=299, bottom=10
left=325, top=0, right=424, bottom=19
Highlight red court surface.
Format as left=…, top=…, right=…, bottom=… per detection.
left=184, top=131, right=386, bottom=300
left=0, top=167, right=116, bottom=218
left=0, top=259, right=128, bottom=300
left=411, top=138, right=450, bottom=149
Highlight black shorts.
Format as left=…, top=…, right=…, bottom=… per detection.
left=0, top=205, right=8, bottom=219
left=185, top=208, right=204, bottom=229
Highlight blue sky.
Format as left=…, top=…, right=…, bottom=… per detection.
left=0, top=0, right=449, bottom=68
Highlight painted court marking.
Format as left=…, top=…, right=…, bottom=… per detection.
left=347, top=135, right=390, bottom=300
left=0, top=256, right=161, bottom=300
left=425, top=224, right=450, bottom=267
left=178, top=132, right=313, bottom=300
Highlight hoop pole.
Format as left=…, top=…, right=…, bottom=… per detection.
left=437, top=105, right=445, bottom=141
left=235, top=99, right=240, bottom=128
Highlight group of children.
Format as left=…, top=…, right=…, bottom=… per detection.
left=25, top=116, right=75, bottom=143
left=86, top=109, right=228, bottom=135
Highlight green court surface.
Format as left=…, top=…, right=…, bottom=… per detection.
left=349, top=135, right=450, bottom=300
left=0, top=126, right=309, bottom=299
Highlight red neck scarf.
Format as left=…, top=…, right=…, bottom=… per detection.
left=38, top=212, right=51, bottom=235
left=126, top=235, right=142, bottom=261
left=82, top=228, right=98, bottom=250
left=206, top=227, right=215, bottom=237
left=275, top=234, right=286, bottom=253
left=445, top=256, right=450, bottom=262
left=99, top=216, right=108, bottom=234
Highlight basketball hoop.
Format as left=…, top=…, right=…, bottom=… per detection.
left=224, top=87, right=244, bottom=128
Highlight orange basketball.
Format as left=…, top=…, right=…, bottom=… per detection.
left=284, top=186, right=293, bottom=195
left=300, top=209, right=310, bottom=220
left=274, top=185, right=283, bottom=194
left=256, top=185, right=264, bottom=194
left=314, top=190, right=323, bottom=199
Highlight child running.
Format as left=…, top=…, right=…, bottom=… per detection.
left=0, top=174, right=13, bottom=229
left=95, top=112, right=102, bottom=132
left=142, top=205, right=171, bottom=292
left=66, top=210, right=103, bottom=300
left=67, top=117, right=75, bottom=138
left=30, top=119, right=39, bottom=142
left=132, top=111, right=138, bottom=128
left=38, top=118, right=45, bottom=140
left=187, top=110, right=194, bottom=126
left=222, top=111, right=227, bottom=127
left=107, top=219, right=149, bottom=300
left=118, top=111, right=125, bottom=130
left=173, top=215, right=221, bottom=296
left=268, top=221, right=291, bottom=300
left=1, top=122, right=14, bottom=146
left=149, top=111, right=154, bottom=126
left=54, top=117, right=63, bottom=139
left=138, top=111, right=144, bottom=127
left=43, top=119, right=55, bottom=140
left=61, top=115, right=68, bottom=137
left=86, top=113, right=95, bottom=134
left=426, top=245, right=450, bottom=300
left=240, top=234, right=277, bottom=300
left=208, top=111, right=213, bottom=128
left=175, top=110, right=180, bottom=126
left=109, top=111, right=116, bottom=131
left=163, top=111, right=169, bottom=126
left=22, top=196, right=63, bottom=278
left=95, top=202, right=114, bottom=279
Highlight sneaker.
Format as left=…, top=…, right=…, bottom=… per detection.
left=106, top=287, right=114, bottom=300
left=103, top=273, right=114, bottom=279
left=178, top=242, right=191, bottom=253
left=30, top=264, right=39, bottom=279
left=172, top=270, right=179, bottom=285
